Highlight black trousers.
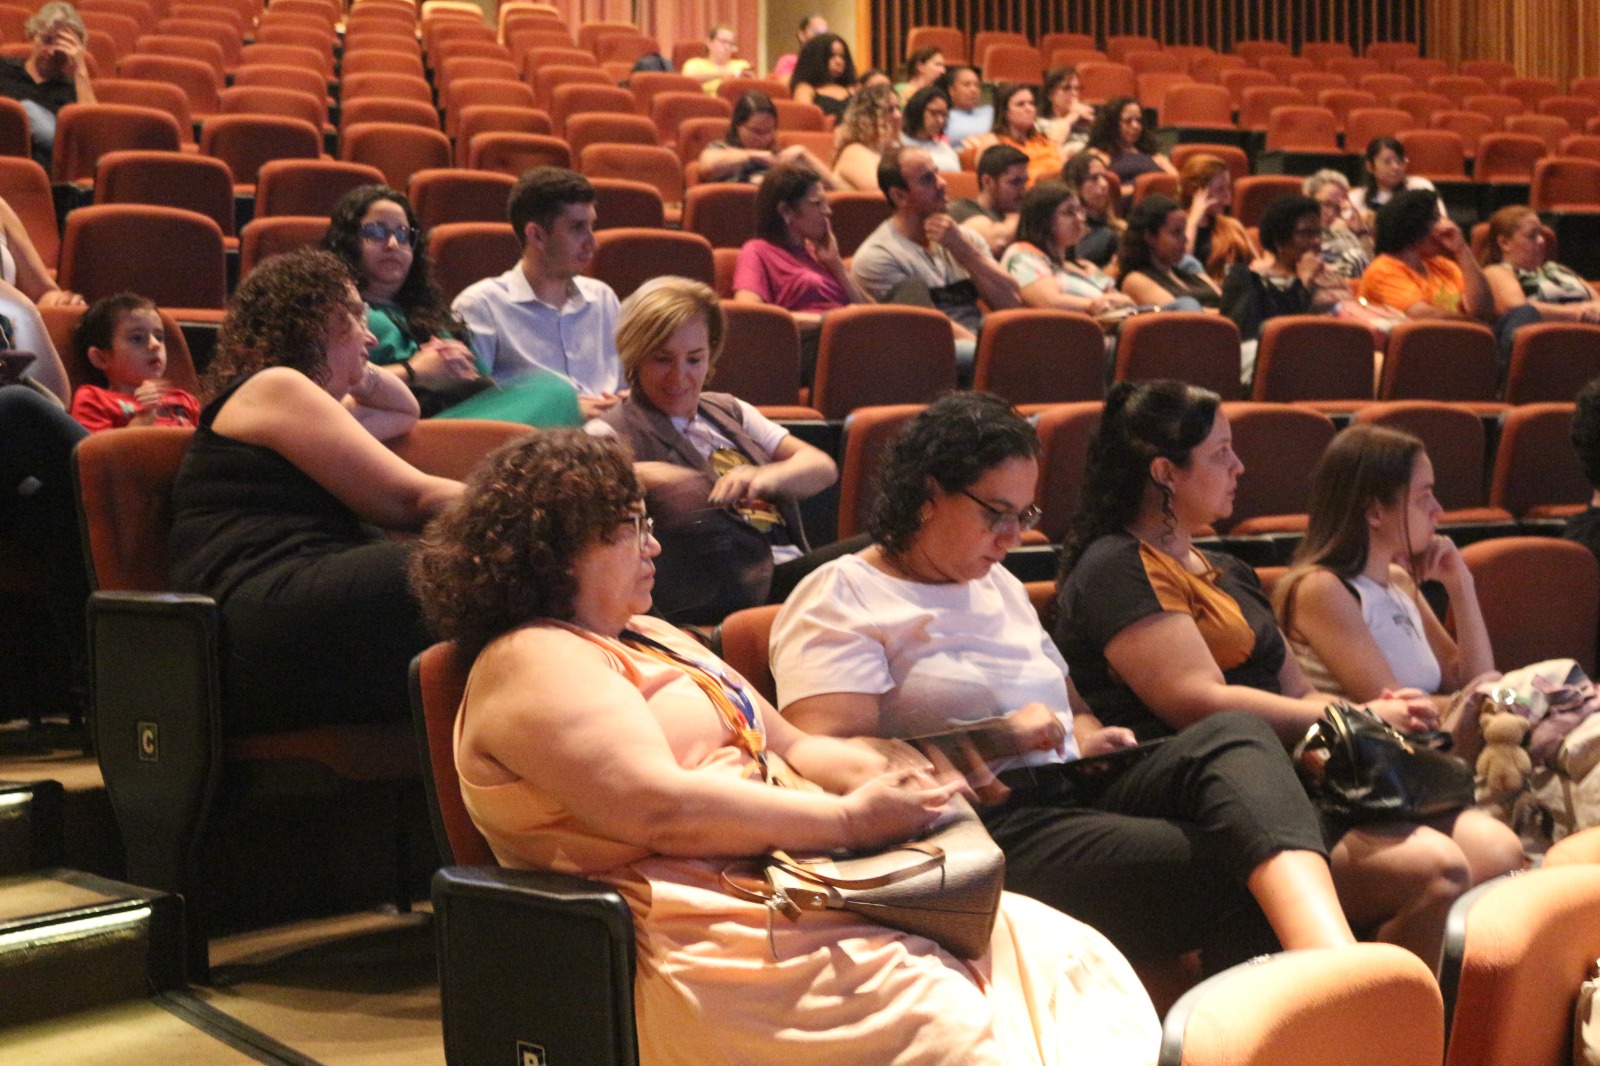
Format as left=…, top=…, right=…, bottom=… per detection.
left=219, top=538, right=430, bottom=737
left=981, top=711, right=1327, bottom=973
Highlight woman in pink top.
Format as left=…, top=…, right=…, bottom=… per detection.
left=733, top=159, right=874, bottom=330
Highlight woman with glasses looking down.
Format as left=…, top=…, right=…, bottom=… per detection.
left=770, top=392, right=1362, bottom=977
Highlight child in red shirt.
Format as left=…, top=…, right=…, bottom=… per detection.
left=69, top=294, right=199, bottom=432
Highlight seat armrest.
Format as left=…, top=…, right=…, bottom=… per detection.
left=433, top=865, right=638, bottom=1066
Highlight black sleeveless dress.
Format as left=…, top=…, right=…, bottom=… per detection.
left=168, top=372, right=429, bottom=736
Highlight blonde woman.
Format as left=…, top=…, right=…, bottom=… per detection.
left=831, top=84, right=903, bottom=191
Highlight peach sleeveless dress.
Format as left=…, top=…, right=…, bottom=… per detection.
left=457, top=617, right=1159, bottom=1066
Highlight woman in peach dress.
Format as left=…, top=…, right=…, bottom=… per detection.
left=410, top=429, right=1160, bottom=1066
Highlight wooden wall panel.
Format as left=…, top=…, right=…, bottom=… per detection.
left=864, top=0, right=1423, bottom=68
left=1427, top=0, right=1600, bottom=83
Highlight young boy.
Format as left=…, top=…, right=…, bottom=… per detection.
left=69, top=293, right=199, bottom=431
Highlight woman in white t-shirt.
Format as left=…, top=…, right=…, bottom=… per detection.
left=1275, top=425, right=1496, bottom=745
left=770, top=392, right=1361, bottom=975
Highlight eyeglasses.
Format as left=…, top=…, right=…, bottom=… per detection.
left=959, top=488, right=1042, bottom=534
left=623, top=513, right=655, bottom=552
left=358, top=222, right=417, bottom=246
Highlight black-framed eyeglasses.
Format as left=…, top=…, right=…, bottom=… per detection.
left=358, top=222, right=418, bottom=247
left=959, top=488, right=1042, bottom=534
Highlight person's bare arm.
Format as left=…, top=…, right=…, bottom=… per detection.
left=707, top=433, right=836, bottom=507
left=1282, top=568, right=1411, bottom=703
left=831, top=143, right=881, bottom=192
left=928, top=213, right=1021, bottom=309
left=210, top=366, right=459, bottom=529
left=1434, top=219, right=1493, bottom=320
left=1120, top=270, right=1173, bottom=307
left=697, top=144, right=772, bottom=182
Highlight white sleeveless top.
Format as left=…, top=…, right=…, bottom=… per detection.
left=1293, top=572, right=1442, bottom=697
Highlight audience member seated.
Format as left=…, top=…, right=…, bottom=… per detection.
left=770, top=392, right=1362, bottom=974
left=938, top=65, right=992, bottom=150
left=1087, top=95, right=1177, bottom=201
left=1040, top=66, right=1095, bottom=155
left=0, top=2, right=94, bottom=169
left=1, top=331, right=87, bottom=704
left=325, top=185, right=581, bottom=427
left=1221, top=195, right=1325, bottom=347
left=411, top=427, right=1163, bottom=1066
left=1179, top=153, right=1253, bottom=284
left=788, top=32, right=855, bottom=122
left=948, top=144, right=1028, bottom=256
left=1357, top=189, right=1491, bottom=323
left=681, top=25, right=751, bottom=94
left=453, top=168, right=623, bottom=420
left=169, top=249, right=462, bottom=736
left=732, top=160, right=871, bottom=335
left=0, top=194, right=77, bottom=308
left=1349, top=137, right=1436, bottom=217
left=1482, top=205, right=1600, bottom=323
left=698, top=91, right=834, bottom=185
left=1275, top=425, right=1495, bottom=738
left=964, top=83, right=1066, bottom=188
left=1052, top=380, right=1525, bottom=960
left=1565, top=377, right=1600, bottom=564
left=894, top=45, right=945, bottom=103
left=1063, top=149, right=1124, bottom=269
left=830, top=83, right=902, bottom=191
left=771, top=13, right=827, bottom=83
left=69, top=293, right=199, bottom=432
left=1304, top=169, right=1374, bottom=284
left=1002, top=179, right=1132, bottom=316
left=1118, top=194, right=1222, bottom=309
left=591, top=277, right=843, bottom=623
left=898, top=85, right=960, bottom=172
left=858, top=68, right=894, bottom=93
left=850, top=147, right=1023, bottom=368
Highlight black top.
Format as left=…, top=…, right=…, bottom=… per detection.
left=1076, top=219, right=1118, bottom=268
left=1564, top=505, right=1600, bottom=570
left=1220, top=262, right=1313, bottom=342
left=1054, top=533, right=1287, bottom=739
left=169, top=373, right=379, bottom=601
left=0, top=57, right=76, bottom=114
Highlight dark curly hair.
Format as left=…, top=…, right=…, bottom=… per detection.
left=321, top=184, right=463, bottom=345
left=1373, top=188, right=1442, bottom=256
left=1087, top=95, right=1156, bottom=156
left=203, top=248, right=356, bottom=398
left=870, top=392, right=1039, bottom=556
left=901, top=84, right=949, bottom=141
left=410, top=431, right=643, bottom=660
left=790, top=32, right=854, bottom=92
left=1058, top=380, right=1221, bottom=578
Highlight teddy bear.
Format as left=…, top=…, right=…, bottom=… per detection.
left=1476, top=709, right=1533, bottom=803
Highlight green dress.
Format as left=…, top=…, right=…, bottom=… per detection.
left=366, top=302, right=583, bottom=428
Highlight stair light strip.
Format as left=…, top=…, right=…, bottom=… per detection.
left=0, top=906, right=152, bottom=951
left=0, top=792, right=31, bottom=809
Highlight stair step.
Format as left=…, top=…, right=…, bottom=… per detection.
left=0, top=867, right=184, bottom=1029
left=0, top=780, right=63, bottom=876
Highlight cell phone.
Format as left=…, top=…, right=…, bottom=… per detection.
left=0, top=351, right=36, bottom=385
left=904, top=717, right=1027, bottom=764
left=1054, top=738, right=1170, bottom=784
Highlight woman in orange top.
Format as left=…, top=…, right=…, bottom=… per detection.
left=1356, top=189, right=1491, bottom=320
left=964, top=83, right=1063, bottom=187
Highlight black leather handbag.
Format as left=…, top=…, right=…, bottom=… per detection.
left=1294, top=702, right=1475, bottom=823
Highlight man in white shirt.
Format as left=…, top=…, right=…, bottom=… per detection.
left=452, top=167, right=624, bottom=419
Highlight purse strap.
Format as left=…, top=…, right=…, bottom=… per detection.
left=766, top=841, right=945, bottom=889
left=621, top=628, right=769, bottom=781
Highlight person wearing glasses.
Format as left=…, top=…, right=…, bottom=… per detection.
left=168, top=248, right=462, bottom=736
left=591, top=277, right=848, bottom=625
left=323, top=185, right=580, bottom=427
left=1219, top=195, right=1328, bottom=381
left=412, top=427, right=1164, bottom=1066
left=770, top=392, right=1362, bottom=976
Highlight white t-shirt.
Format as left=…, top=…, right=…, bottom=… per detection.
left=1292, top=571, right=1442, bottom=696
left=770, top=553, right=1080, bottom=769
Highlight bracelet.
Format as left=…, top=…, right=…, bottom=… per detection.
left=399, top=359, right=416, bottom=384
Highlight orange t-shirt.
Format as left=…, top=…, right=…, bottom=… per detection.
left=1356, top=253, right=1465, bottom=314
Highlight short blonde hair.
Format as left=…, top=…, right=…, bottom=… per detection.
left=615, top=276, right=725, bottom=389
left=26, top=2, right=85, bottom=42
